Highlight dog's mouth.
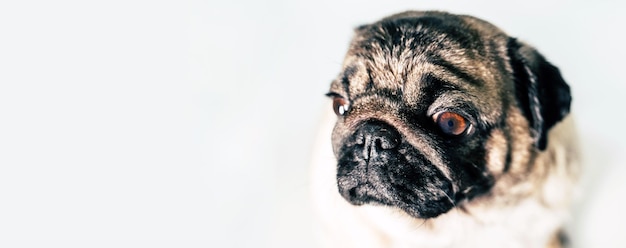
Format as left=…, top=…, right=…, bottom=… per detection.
left=340, top=183, right=386, bottom=205
left=337, top=167, right=456, bottom=219
left=337, top=173, right=457, bottom=219
left=335, top=121, right=457, bottom=219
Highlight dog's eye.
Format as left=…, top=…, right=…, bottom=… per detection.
left=332, top=97, right=349, bottom=116
left=434, top=112, right=469, bottom=136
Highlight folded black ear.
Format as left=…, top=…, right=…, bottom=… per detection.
left=507, top=38, right=571, bottom=150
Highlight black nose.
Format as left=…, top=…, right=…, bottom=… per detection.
left=354, top=121, right=401, bottom=161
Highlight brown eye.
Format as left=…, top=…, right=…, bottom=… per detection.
left=332, top=97, right=349, bottom=116
left=435, top=112, right=469, bottom=136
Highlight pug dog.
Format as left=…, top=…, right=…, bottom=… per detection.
left=310, top=11, right=579, bottom=248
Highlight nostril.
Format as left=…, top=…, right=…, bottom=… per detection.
left=348, top=187, right=358, bottom=199
left=369, top=132, right=399, bottom=151
left=374, top=139, right=383, bottom=149
left=376, top=132, right=399, bottom=150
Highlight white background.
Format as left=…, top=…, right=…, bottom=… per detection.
left=1, top=0, right=625, bottom=247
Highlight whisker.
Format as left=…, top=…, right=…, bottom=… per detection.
left=462, top=185, right=476, bottom=195
left=468, top=162, right=491, bottom=180
left=438, top=188, right=456, bottom=208
left=415, top=218, right=429, bottom=229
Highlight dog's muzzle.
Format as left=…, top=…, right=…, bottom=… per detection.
left=336, top=121, right=455, bottom=218
left=337, top=121, right=402, bottom=204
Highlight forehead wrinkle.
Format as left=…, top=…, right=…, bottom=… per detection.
left=403, top=67, right=455, bottom=106
left=363, top=55, right=404, bottom=91
left=329, top=62, right=369, bottom=98
left=350, top=88, right=404, bottom=108
left=329, top=78, right=347, bottom=96
left=351, top=31, right=487, bottom=108
left=340, top=65, right=357, bottom=95
left=427, top=56, right=484, bottom=87
left=349, top=27, right=437, bottom=95
left=403, top=56, right=490, bottom=108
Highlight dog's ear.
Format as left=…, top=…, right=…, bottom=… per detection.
left=507, top=38, right=571, bottom=150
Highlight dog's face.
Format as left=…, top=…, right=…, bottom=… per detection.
left=327, top=11, right=571, bottom=219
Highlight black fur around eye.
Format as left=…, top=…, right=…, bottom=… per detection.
left=332, top=97, right=349, bottom=116
left=434, top=111, right=469, bottom=136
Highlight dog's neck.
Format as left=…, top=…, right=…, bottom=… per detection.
left=347, top=196, right=566, bottom=248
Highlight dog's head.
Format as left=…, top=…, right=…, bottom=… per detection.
left=327, top=11, right=571, bottom=218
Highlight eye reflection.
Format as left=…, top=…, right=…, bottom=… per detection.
left=332, top=97, right=349, bottom=116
